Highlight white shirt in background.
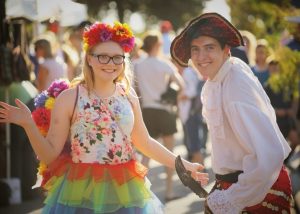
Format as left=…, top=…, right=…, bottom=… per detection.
left=178, top=66, right=200, bottom=124
left=40, top=57, right=67, bottom=89
left=135, top=56, right=177, bottom=111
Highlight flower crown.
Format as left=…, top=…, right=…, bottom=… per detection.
left=83, top=21, right=135, bottom=53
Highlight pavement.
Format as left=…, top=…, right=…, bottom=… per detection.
left=1, top=124, right=299, bottom=214
left=145, top=131, right=214, bottom=214
left=0, top=123, right=215, bottom=214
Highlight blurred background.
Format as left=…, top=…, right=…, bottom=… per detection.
left=0, top=0, right=300, bottom=213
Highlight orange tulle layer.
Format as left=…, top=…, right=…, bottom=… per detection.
left=42, top=154, right=148, bottom=188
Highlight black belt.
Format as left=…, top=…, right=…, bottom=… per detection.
left=215, top=170, right=243, bottom=183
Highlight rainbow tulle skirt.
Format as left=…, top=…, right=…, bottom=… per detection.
left=40, top=155, right=164, bottom=213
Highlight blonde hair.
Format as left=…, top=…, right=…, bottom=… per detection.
left=70, top=46, right=132, bottom=93
left=240, top=30, right=257, bottom=66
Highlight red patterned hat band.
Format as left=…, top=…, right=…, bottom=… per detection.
left=171, top=13, right=244, bottom=67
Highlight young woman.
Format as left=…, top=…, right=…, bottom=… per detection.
left=0, top=22, right=208, bottom=213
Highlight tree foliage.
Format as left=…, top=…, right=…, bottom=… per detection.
left=140, top=0, right=205, bottom=30
left=227, top=0, right=300, bottom=98
left=227, top=0, right=294, bottom=38
left=268, top=47, right=300, bottom=99
left=75, top=0, right=205, bottom=30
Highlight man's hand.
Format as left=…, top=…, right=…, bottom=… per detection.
left=175, top=155, right=209, bottom=198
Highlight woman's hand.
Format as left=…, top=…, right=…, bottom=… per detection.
left=184, top=161, right=209, bottom=186
left=0, top=99, right=33, bottom=127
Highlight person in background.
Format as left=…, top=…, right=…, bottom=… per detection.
left=160, top=20, right=175, bottom=57
left=0, top=21, right=208, bottom=213
left=171, top=12, right=292, bottom=213
left=174, top=61, right=206, bottom=164
left=64, top=21, right=92, bottom=80
left=264, top=60, right=299, bottom=163
left=240, top=30, right=257, bottom=67
left=130, top=37, right=146, bottom=67
left=34, top=39, right=67, bottom=92
left=230, top=31, right=251, bottom=65
left=130, top=37, right=146, bottom=97
left=75, top=20, right=92, bottom=39
left=284, top=18, right=300, bottom=212
left=285, top=18, right=300, bottom=148
left=135, top=32, right=185, bottom=202
left=61, top=29, right=81, bottom=81
left=230, top=45, right=249, bottom=65
left=251, top=39, right=271, bottom=86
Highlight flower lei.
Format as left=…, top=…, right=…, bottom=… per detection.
left=31, top=79, right=70, bottom=188
left=83, top=21, right=135, bottom=53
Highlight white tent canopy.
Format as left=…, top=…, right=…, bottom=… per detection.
left=6, top=0, right=88, bottom=27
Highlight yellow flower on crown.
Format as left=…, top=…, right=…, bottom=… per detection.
left=113, top=21, right=133, bottom=38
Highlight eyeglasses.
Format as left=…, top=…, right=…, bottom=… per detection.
left=90, top=54, right=125, bottom=65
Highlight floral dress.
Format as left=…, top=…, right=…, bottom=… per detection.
left=42, top=84, right=163, bottom=214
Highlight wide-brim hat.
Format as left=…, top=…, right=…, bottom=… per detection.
left=171, top=12, right=244, bottom=67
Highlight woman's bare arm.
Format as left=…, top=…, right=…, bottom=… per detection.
left=0, top=87, right=77, bottom=164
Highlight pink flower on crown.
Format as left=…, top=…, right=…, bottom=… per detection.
left=100, top=28, right=113, bottom=42
left=120, top=37, right=135, bottom=53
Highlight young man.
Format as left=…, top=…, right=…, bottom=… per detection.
left=171, top=13, right=292, bottom=213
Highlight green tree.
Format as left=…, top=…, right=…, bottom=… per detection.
left=268, top=47, right=300, bottom=99
left=227, top=0, right=293, bottom=38
left=76, top=0, right=205, bottom=30
left=76, top=0, right=140, bottom=23
left=140, top=0, right=205, bottom=30
left=227, top=0, right=300, bottom=98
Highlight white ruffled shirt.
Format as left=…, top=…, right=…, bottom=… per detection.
left=202, top=57, right=291, bottom=213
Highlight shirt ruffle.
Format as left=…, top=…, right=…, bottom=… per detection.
left=201, top=81, right=225, bottom=140
left=207, top=189, right=242, bottom=214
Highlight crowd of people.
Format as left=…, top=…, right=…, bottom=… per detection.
left=0, top=10, right=300, bottom=213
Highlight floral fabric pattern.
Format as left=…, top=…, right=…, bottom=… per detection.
left=70, top=84, right=135, bottom=164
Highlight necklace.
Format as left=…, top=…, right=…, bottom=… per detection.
left=92, top=84, right=116, bottom=100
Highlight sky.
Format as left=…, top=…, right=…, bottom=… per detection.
left=203, top=0, right=231, bottom=22
left=101, top=0, right=231, bottom=33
